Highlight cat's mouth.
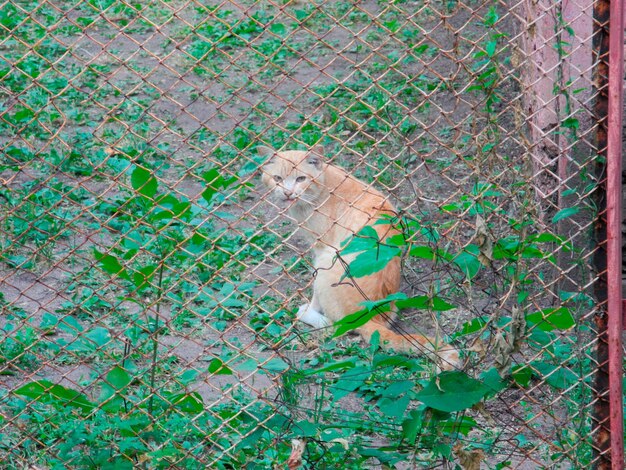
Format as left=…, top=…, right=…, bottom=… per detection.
left=274, top=196, right=295, bottom=207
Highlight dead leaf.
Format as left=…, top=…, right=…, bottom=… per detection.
left=329, top=437, right=349, bottom=450
left=509, top=305, right=525, bottom=347
left=435, top=374, right=443, bottom=392
left=453, top=443, right=485, bottom=470
left=474, top=214, right=493, bottom=266
left=467, top=337, right=487, bottom=357
left=287, top=438, right=306, bottom=470
left=473, top=402, right=496, bottom=426
left=493, top=331, right=512, bottom=375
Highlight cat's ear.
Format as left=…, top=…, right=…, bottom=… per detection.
left=308, top=145, right=325, bottom=169
left=311, top=145, right=325, bottom=156
left=256, top=145, right=276, bottom=160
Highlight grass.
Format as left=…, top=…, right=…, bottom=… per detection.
left=0, top=0, right=604, bottom=468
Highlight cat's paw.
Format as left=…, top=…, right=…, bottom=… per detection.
left=297, top=304, right=330, bottom=329
left=296, top=304, right=308, bottom=317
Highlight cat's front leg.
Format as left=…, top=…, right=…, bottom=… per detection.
left=296, top=298, right=329, bottom=329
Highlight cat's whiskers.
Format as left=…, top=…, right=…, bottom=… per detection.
left=293, top=194, right=317, bottom=205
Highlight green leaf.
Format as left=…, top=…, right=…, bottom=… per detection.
left=385, top=233, right=405, bottom=247
left=559, top=291, right=594, bottom=306
left=132, top=265, right=157, bottom=291
left=357, top=446, right=404, bottom=465
left=293, top=419, right=319, bottom=437
left=12, top=108, right=34, bottom=123
left=122, top=230, right=145, bottom=251
left=359, top=292, right=407, bottom=312
left=179, top=369, right=199, bottom=385
left=421, top=226, right=440, bottom=243
left=527, top=232, right=567, bottom=246
left=409, top=245, right=452, bottom=260
left=396, top=295, right=456, bottom=311
left=492, top=236, right=520, bottom=260
left=562, top=117, right=579, bottom=130
left=369, top=330, right=381, bottom=353
left=169, top=392, right=204, bottom=414
left=512, top=365, right=532, bottom=387
left=433, top=443, right=453, bottom=458
left=441, top=203, right=459, bottom=213
left=439, top=416, right=478, bottom=436
left=402, top=409, right=424, bottom=442
left=526, top=307, right=575, bottom=331
left=131, top=166, right=158, bottom=199
left=531, top=362, right=578, bottom=389
left=380, top=380, right=414, bottom=397
left=150, top=194, right=192, bottom=223
left=415, top=371, right=490, bottom=412
left=94, top=250, right=130, bottom=281
left=457, top=316, right=488, bottom=336
left=330, top=365, right=371, bottom=400
left=453, top=245, right=481, bottom=279
left=269, top=22, right=287, bottom=36
left=332, top=308, right=379, bottom=338
left=377, top=394, right=410, bottom=419
left=261, top=358, right=289, bottom=373
left=373, top=353, right=422, bottom=371
left=107, top=366, right=132, bottom=390
left=341, top=226, right=401, bottom=278
left=58, top=315, right=83, bottom=335
left=85, top=327, right=111, bottom=347
left=551, top=206, right=579, bottom=223
left=208, top=358, right=232, bottom=375
left=15, top=380, right=95, bottom=413
left=99, top=366, right=132, bottom=412
left=484, top=5, right=499, bottom=25
left=332, top=292, right=406, bottom=338
left=347, top=245, right=400, bottom=278
left=303, top=359, right=358, bottom=376
left=341, top=226, right=380, bottom=253
left=528, top=328, right=555, bottom=350
left=39, top=313, right=59, bottom=331
left=202, top=168, right=238, bottom=204
left=521, top=245, right=548, bottom=259
left=409, top=245, right=435, bottom=260
left=479, top=367, right=508, bottom=394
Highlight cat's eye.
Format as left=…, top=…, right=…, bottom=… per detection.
left=273, top=175, right=283, bottom=182
left=295, top=176, right=306, bottom=183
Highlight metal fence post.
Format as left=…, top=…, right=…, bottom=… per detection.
left=606, top=0, right=624, bottom=467
left=592, top=0, right=624, bottom=466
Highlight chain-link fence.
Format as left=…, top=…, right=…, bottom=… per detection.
left=0, top=0, right=622, bottom=468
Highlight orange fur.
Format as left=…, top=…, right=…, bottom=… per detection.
left=260, top=146, right=459, bottom=370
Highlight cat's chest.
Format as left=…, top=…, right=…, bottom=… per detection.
left=306, top=209, right=354, bottom=251
left=289, top=199, right=363, bottom=251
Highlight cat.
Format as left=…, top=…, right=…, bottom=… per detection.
left=259, top=145, right=459, bottom=370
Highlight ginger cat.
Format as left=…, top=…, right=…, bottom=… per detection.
left=259, top=146, right=459, bottom=370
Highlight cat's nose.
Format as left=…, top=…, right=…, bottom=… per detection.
left=283, top=189, right=293, bottom=198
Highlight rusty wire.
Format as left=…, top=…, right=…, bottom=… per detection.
left=0, top=0, right=616, bottom=468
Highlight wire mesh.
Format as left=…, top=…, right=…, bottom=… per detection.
left=0, top=0, right=619, bottom=468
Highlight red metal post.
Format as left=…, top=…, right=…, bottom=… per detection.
left=606, top=0, right=624, bottom=467
left=592, top=0, right=623, bottom=465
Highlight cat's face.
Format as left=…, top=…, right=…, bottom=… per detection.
left=260, top=147, right=325, bottom=206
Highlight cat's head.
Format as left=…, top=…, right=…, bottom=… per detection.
left=259, top=146, right=326, bottom=206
